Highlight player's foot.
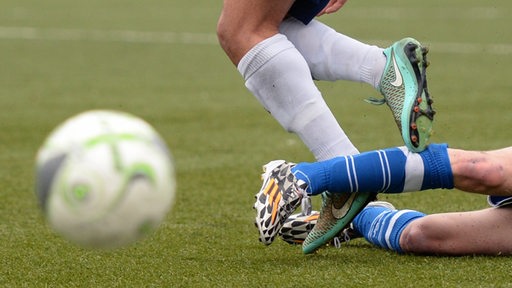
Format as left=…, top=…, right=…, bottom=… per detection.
left=254, top=160, right=305, bottom=245
left=280, top=201, right=394, bottom=246
left=331, top=201, right=396, bottom=246
left=369, top=37, right=436, bottom=152
left=302, top=192, right=376, bottom=254
left=279, top=210, right=320, bottom=245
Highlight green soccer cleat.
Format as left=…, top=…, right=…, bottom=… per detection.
left=302, top=192, right=376, bottom=254
left=369, top=37, right=436, bottom=153
left=281, top=201, right=395, bottom=247
left=332, top=201, right=396, bottom=246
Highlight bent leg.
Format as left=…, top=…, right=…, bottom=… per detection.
left=218, top=0, right=359, bottom=160
left=400, top=207, right=512, bottom=255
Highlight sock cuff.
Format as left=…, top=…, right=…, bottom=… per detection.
left=359, top=46, right=385, bottom=89
left=355, top=207, right=425, bottom=253
left=237, top=34, right=294, bottom=79
left=419, top=143, right=454, bottom=190
left=292, top=160, right=334, bottom=195
left=387, top=210, right=425, bottom=253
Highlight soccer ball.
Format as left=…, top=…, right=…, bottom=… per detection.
left=35, top=110, right=176, bottom=249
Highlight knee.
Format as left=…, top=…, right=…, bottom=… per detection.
left=216, top=16, right=268, bottom=65
left=217, top=7, right=285, bottom=65
left=216, top=16, right=235, bottom=54
left=217, top=10, right=267, bottom=53
left=399, top=218, right=446, bottom=253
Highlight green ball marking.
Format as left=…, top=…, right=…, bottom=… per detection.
left=72, top=184, right=89, bottom=201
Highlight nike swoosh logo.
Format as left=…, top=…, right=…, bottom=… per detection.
left=331, top=193, right=357, bottom=219
left=390, top=52, right=403, bottom=87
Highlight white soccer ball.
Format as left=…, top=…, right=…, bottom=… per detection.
left=35, top=110, right=176, bottom=249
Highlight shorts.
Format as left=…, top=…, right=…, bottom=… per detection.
left=488, top=195, right=512, bottom=207
left=288, top=0, right=330, bottom=25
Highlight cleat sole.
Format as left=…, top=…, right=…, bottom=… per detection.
left=403, top=41, right=435, bottom=151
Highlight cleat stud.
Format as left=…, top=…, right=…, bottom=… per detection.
left=417, top=97, right=423, bottom=103
left=411, top=135, right=418, bottom=143
left=411, top=123, right=417, bottom=130
left=407, top=43, right=418, bottom=51
left=413, top=106, right=420, bottom=113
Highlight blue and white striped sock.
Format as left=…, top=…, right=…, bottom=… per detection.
left=352, top=206, right=425, bottom=252
left=291, top=143, right=453, bottom=195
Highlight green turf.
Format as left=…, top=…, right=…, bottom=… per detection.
left=2, top=0, right=512, bottom=287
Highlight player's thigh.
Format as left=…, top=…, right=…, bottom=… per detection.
left=401, top=207, right=512, bottom=255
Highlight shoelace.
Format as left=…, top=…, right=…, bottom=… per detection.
left=300, top=193, right=312, bottom=215
left=332, top=229, right=352, bottom=249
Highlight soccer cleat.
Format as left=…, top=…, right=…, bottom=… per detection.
left=281, top=201, right=394, bottom=247
left=279, top=211, right=319, bottom=245
left=331, top=201, right=396, bottom=247
left=302, top=192, right=376, bottom=254
left=253, top=160, right=305, bottom=245
left=368, top=37, right=436, bottom=152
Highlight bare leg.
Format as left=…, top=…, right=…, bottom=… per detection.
left=395, top=147, right=512, bottom=255
left=400, top=207, right=512, bottom=255
left=449, top=147, right=512, bottom=196
left=217, top=0, right=294, bottom=65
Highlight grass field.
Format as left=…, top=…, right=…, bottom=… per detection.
left=2, top=0, right=512, bottom=287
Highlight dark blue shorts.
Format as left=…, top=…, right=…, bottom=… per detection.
left=488, top=195, right=512, bottom=207
left=288, top=0, right=330, bottom=25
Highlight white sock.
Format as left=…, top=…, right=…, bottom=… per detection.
left=280, top=18, right=386, bottom=89
left=237, top=34, right=359, bottom=160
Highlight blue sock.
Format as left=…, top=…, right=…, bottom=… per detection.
left=292, top=148, right=407, bottom=195
left=353, top=206, right=425, bottom=253
left=291, top=143, right=454, bottom=195
left=419, top=143, right=454, bottom=190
